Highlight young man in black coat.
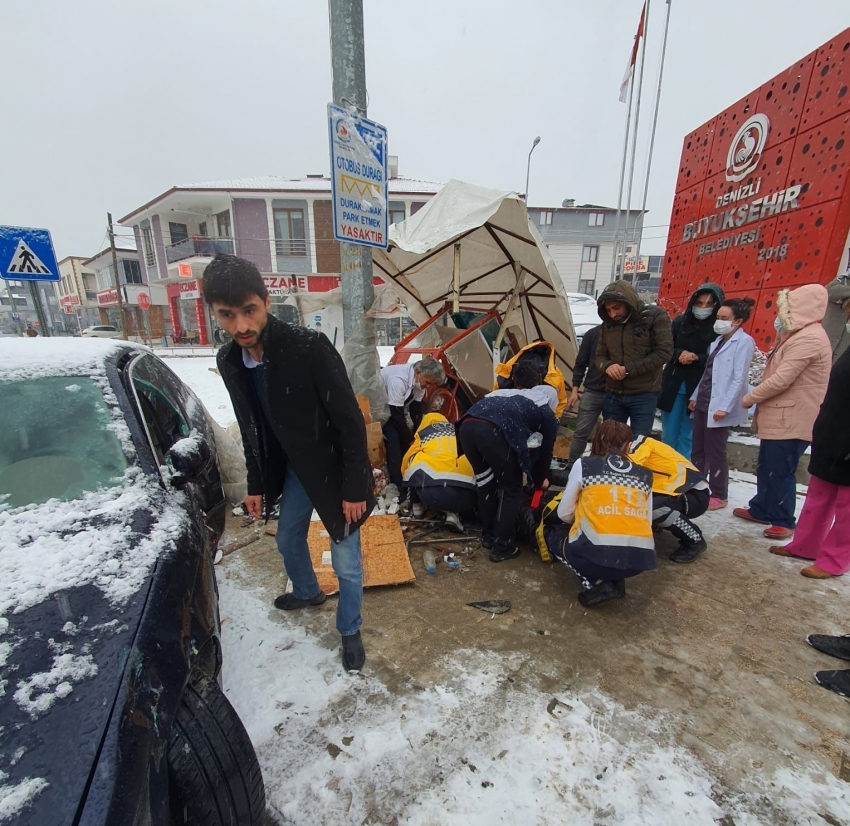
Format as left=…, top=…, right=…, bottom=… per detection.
left=203, top=254, right=374, bottom=671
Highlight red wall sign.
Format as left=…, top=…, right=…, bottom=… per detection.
left=658, top=27, right=850, bottom=350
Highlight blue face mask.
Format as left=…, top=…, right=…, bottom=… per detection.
left=692, top=306, right=713, bottom=320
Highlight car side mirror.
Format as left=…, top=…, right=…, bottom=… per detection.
left=166, top=436, right=210, bottom=489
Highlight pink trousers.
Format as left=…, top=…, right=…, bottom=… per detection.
left=784, top=475, right=850, bottom=576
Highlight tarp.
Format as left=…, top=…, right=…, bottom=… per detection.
left=372, top=180, right=579, bottom=377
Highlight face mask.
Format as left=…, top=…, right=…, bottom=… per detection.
left=713, top=320, right=734, bottom=335
left=774, top=317, right=785, bottom=333
left=845, top=321, right=850, bottom=335
left=692, top=306, right=713, bottom=320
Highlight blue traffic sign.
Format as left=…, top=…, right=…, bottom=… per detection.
left=0, top=226, right=60, bottom=282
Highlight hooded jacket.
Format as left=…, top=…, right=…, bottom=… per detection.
left=658, top=283, right=725, bottom=411
left=594, top=281, right=674, bottom=395
left=742, top=284, right=832, bottom=442
left=823, top=274, right=850, bottom=363
left=808, top=346, right=850, bottom=486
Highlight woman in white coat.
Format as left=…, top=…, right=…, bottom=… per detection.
left=688, top=297, right=757, bottom=510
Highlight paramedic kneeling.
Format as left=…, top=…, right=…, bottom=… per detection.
left=546, top=420, right=657, bottom=607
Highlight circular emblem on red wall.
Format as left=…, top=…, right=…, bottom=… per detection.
left=726, top=114, right=770, bottom=182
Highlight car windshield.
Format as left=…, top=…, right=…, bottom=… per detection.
left=0, top=377, right=129, bottom=508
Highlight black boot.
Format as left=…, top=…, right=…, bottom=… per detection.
left=814, top=669, right=850, bottom=697
left=670, top=537, right=707, bottom=564
left=342, top=631, right=366, bottom=672
left=274, top=590, right=327, bottom=610
left=578, top=579, right=626, bottom=607
left=489, top=545, right=520, bottom=563
left=807, top=634, right=850, bottom=662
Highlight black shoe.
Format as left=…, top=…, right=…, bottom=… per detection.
left=274, top=590, right=327, bottom=610
left=814, top=669, right=850, bottom=697
left=481, top=535, right=494, bottom=551
left=807, top=634, right=850, bottom=662
left=670, top=537, right=707, bottom=564
left=342, top=631, right=365, bottom=672
left=488, top=546, right=520, bottom=563
left=578, top=579, right=626, bottom=608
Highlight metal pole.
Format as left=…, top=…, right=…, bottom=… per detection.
left=623, top=0, right=651, bottom=279
left=8, top=289, right=21, bottom=335
left=525, top=136, right=541, bottom=206
left=29, top=281, right=51, bottom=336
left=107, top=212, right=128, bottom=340
left=634, top=0, right=672, bottom=270
left=609, top=61, right=637, bottom=283
left=329, top=0, right=375, bottom=344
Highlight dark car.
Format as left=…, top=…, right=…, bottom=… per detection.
left=0, top=339, right=265, bottom=825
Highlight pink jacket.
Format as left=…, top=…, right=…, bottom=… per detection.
left=742, top=284, right=832, bottom=442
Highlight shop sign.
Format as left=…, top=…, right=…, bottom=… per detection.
left=179, top=280, right=201, bottom=300
left=263, top=274, right=308, bottom=296
left=97, top=288, right=118, bottom=306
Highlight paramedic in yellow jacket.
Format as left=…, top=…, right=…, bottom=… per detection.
left=546, top=420, right=657, bottom=607
left=494, top=342, right=568, bottom=417
left=628, top=435, right=710, bottom=563
left=402, top=413, right=476, bottom=532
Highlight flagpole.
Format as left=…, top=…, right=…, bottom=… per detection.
left=623, top=0, right=651, bottom=279
left=634, top=0, right=672, bottom=271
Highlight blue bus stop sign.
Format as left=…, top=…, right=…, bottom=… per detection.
left=0, top=226, right=60, bottom=282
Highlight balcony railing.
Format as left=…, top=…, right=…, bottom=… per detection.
left=165, top=237, right=235, bottom=264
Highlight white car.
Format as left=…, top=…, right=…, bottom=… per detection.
left=567, top=292, right=601, bottom=347
left=81, top=325, right=121, bottom=339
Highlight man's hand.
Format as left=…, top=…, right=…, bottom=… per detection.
left=343, top=500, right=367, bottom=524
left=606, top=364, right=627, bottom=381
left=567, top=388, right=579, bottom=411
left=540, top=479, right=550, bottom=491
left=679, top=351, right=698, bottom=365
left=688, top=400, right=697, bottom=412
left=712, top=410, right=727, bottom=422
left=244, top=495, right=263, bottom=519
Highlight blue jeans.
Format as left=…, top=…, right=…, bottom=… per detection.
left=748, top=439, right=809, bottom=529
left=274, top=466, right=363, bottom=636
left=603, top=391, right=659, bottom=437
left=660, top=385, right=693, bottom=459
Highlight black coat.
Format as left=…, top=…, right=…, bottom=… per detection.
left=658, top=283, right=724, bottom=411
left=808, top=346, right=850, bottom=487
left=217, top=316, right=374, bottom=542
left=572, top=325, right=606, bottom=393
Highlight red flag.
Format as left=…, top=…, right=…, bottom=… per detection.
left=619, top=2, right=646, bottom=103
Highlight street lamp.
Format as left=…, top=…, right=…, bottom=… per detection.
left=525, top=135, right=542, bottom=208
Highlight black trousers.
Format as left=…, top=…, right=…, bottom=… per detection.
left=410, top=484, right=477, bottom=514
left=383, top=419, right=410, bottom=489
left=652, top=488, right=709, bottom=544
left=458, top=420, right=523, bottom=553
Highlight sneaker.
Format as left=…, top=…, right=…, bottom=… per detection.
left=578, top=579, right=626, bottom=608
left=670, top=537, right=707, bottom=564
left=707, top=498, right=727, bottom=511
left=342, top=631, right=366, bottom=672
left=273, top=591, right=327, bottom=610
left=807, top=634, right=850, bottom=662
left=411, top=502, right=426, bottom=519
left=488, top=546, right=520, bottom=563
left=801, top=564, right=833, bottom=579
left=813, top=669, right=850, bottom=698
left=732, top=507, right=770, bottom=525
left=764, top=525, right=795, bottom=540
left=444, top=511, right=464, bottom=533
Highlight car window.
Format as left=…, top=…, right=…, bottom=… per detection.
left=0, top=377, right=129, bottom=508
left=128, top=355, right=190, bottom=464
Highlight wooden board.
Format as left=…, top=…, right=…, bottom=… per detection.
left=304, top=515, right=415, bottom=595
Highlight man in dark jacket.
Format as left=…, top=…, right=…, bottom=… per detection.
left=203, top=254, right=374, bottom=671
left=594, top=280, right=673, bottom=437
left=457, top=362, right=557, bottom=562
left=824, top=273, right=850, bottom=363
left=567, top=324, right=605, bottom=465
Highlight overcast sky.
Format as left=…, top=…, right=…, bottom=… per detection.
left=2, top=0, right=847, bottom=259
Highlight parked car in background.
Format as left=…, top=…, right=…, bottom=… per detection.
left=567, top=291, right=601, bottom=346
left=0, top=339, right=265, bottom=826
left=81, top=324, right=121, bottom=339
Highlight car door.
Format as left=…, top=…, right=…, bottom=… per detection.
left=124, top=353, right=225, bottom=523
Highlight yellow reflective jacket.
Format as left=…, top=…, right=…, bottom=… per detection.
left=401, top=413, right=475, bottom=487
left=628, top=435, right=707, bottom=497
left=494, top=342, right=568, bottom=417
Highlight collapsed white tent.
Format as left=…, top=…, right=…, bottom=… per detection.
left=372, top=180, right=579, bottom=378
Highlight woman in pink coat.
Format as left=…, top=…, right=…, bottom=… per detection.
left=733, top=284, right=832, bottom=540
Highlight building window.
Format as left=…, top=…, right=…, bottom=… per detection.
left=579, top=279, right=596, bottom=296
left=410, top=201, right=426, bottom=215
left=539, top=210, right=553, bottom=226
left=198, top=221, right=208, bottom=237
left=588, top=213, right=605, bottom=226
left=169, top=222, right=189, bottom=245
left=96, top=266, right=113, bottom=291
left=273, top=208, right=306, bottom=256
left=216, top=210, right=232, bottom=238
left=142, top=227, right=156, bottom=266
left=121, top=259, right=143, bottom=285
left=582, top=245, right=599, bottom=263
left=388, top=201, right=406, bottom=225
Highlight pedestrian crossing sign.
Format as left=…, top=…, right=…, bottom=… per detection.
left=0, top=226, right=60, bottom=282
